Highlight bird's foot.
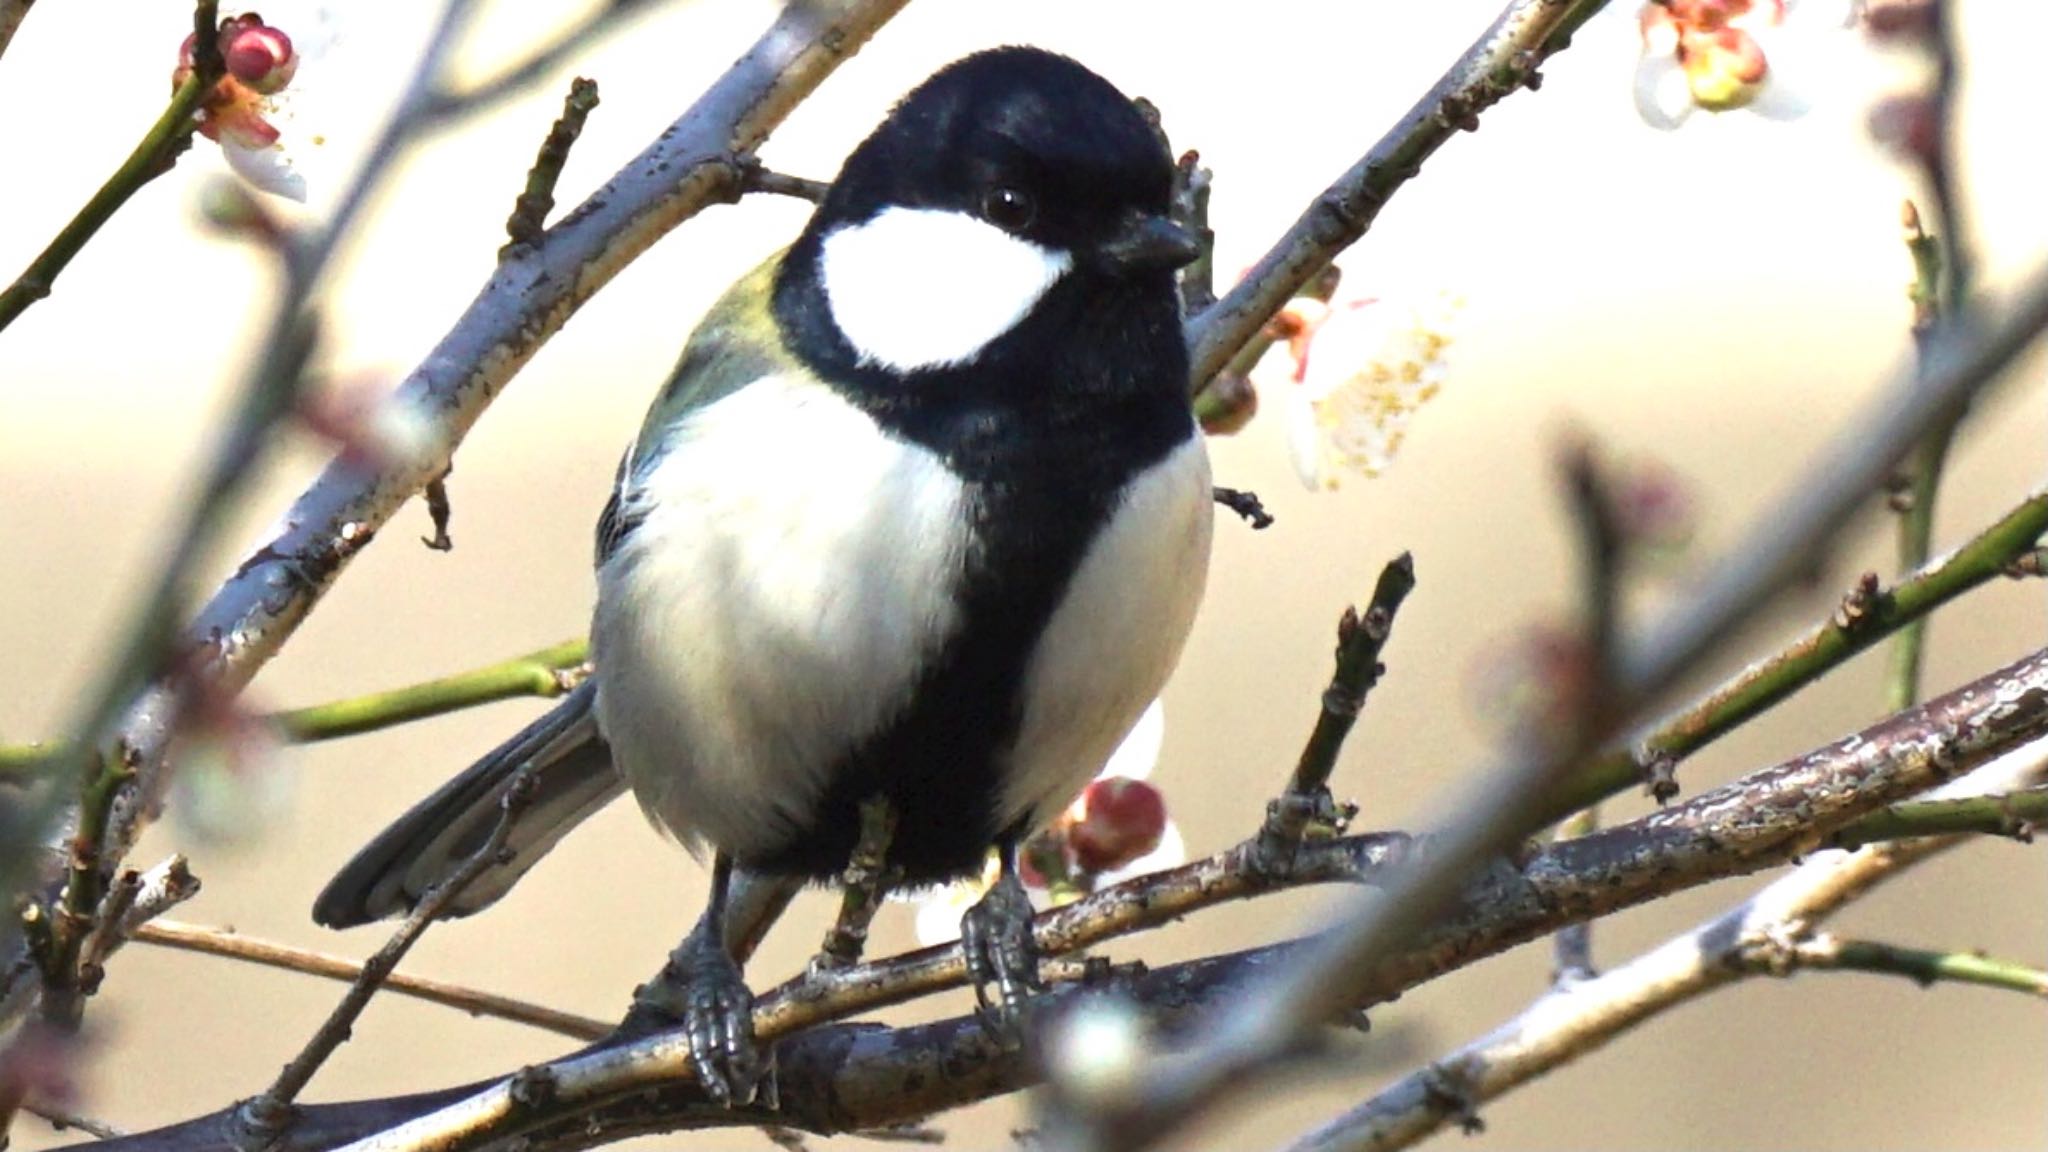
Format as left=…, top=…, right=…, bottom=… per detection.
left=959, top=867, right=1043, bottom=1045
left=631, top=932, right=765, bottom=1107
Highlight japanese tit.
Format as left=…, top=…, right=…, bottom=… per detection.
left=314, top=46, right=1212, bottom=1101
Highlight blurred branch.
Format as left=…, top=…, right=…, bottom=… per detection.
left=26, top=1105, right=124, bottom=1142
left=81, top=642, right=2048, bottom=1152
left=132, top=921, right=607, bottom=1041
left=1566, top=482, right=2048, bottom=813
left=1885, top=201, right=1952, bottom=711
left=0, top=0, right=35, bottom=63
left=419, top=0, right=656, bottom=122
left=0, top=1, right=222, bottom=335
left=1277, top=749, right=2048, bottom=1152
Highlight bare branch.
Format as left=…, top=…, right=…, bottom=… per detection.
left=131, top=921, right=606, bottom=1041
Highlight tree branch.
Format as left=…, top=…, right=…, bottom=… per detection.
left=1274, top=747, right=2048, bottom=1152
left=75, top=640, right=2048, bottom=1152
left=131, top=921, right=607, bottom=1041
left=1184, top=0, right=1600, bottom=388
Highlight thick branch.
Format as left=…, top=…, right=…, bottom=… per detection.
left=77, top=643, right=2048, bottom=1152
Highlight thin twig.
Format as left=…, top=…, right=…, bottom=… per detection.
left=814, top=796, right=899, bottom=969
left=1576, top=484, right=2048, bottom=809
left=27, top=1103, right=126, bottom=1140
left=504, top=78, right=603, bottom=252
left=0, top=1, right=223, bottom=334
left=1826, top=783, right=2047, bottom=849
left=1183, top=0, right=1586, bottom=388
left=236, top=768, right=539, bottom=1143
left=740, top=162, right=829, bottom=202
left=132, top=920, right=606, bottom=1040
left=1762, top=935, right=2048, bottom=998
left=1258, top=555, right=1416, bottom=866
left=0, top=642, right=590, bottom=774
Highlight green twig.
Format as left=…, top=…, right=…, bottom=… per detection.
left=1557, top=486, right=2048, bottom=815
left=0, top=639, right=590, bottom=775
left=1884, top=201, right=1956, bottom=711
left=1827, top=784, right=2048, bottom=850
left=0, top=1, right=223, bottom=335
left=276, top=638, right=588, bottom=742
left=1775, top=936, right=2048, bottom=999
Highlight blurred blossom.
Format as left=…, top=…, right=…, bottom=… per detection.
left=298, top=381, right=437, bottom=470
left=1046, top=995, right=1149, bottom=1107
left=174, top=4, right=341, bottom=201
left=1609, top=454, right=1700, bottom=555
left=911, top=701, right=1184, bottom=945
left=1468, top=624, right=1597, bottom=747
left=168, top=708, right=291, bottom=847
left=1251, top=292, right=1460, bottom=491
left=1632, top=0, right=1865, bottom=129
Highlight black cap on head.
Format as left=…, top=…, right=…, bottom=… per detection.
left=814, top=47, right=1179, bottom=263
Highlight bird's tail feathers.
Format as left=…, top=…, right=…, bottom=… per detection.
left=311, top=679, right=625, bottom=928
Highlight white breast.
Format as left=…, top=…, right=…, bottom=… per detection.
left=998, top=434, right=1214, bottom=832
left=592, top=376, right=972, bottom=858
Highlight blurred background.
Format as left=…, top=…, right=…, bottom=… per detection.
left=2, top=1, right=2045, bottom=1148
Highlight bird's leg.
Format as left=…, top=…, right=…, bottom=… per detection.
left=813, top=794, right=899, bottom=972
left=625, top=853, right=762, bottom=1106
left=959, top=839, right=1043, bottom=1043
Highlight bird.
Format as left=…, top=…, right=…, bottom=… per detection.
left=313, top=45, right=1214, bottom=1104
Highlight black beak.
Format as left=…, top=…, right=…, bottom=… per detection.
left=1093, top=213, right=1201, bottom=276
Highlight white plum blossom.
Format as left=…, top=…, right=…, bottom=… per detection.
left=1632, top=0, right=1866, bottom=130
left=1251, top=291, right=1461, bottom=491
left=175, top=3, right=341, bottom=200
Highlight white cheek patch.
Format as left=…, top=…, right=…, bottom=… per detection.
left=820, top=207, right=1072, bottom=373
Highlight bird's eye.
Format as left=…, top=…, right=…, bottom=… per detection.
left=980, top=185, right=1036, bottom=233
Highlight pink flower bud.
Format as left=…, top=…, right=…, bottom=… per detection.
left=1068, top=777, right=1168, bottom=874
left=223, top=21, right=297, bottom=94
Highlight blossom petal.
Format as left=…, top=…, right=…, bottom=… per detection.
left=1633, top=52, right=1697, bottom=130
left=223, top=141, right=308, bottom=202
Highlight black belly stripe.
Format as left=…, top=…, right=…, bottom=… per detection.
left=753, top=233, right=1193, bottom=882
